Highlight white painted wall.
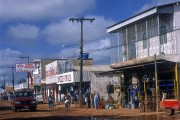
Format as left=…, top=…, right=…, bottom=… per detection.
left=135, top=31, right=177, bottom=59
left=174, top=3, right=180, bottom=61
left=90, top=73, right=119, bottom=100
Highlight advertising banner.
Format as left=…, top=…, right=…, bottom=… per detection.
left=34, top=74, right=41, bottom=85
left=16, top=63, right=35, bottom=72
left=57, top=72, right=74, bottom=84
left=45, top=61, right=58, bottom=84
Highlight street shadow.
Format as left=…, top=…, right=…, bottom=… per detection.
left=0, top=116, right=94, bottom=120
left=2, top=115, right=180, bottom=120
left=0, top=106, right=12, bottom=111
left=17, top=109, right=52, bottom=112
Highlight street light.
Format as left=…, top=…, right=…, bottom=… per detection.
left=61, top=44, right=79, bottom=48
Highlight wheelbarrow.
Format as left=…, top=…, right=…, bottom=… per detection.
left=160, top=99, right=179, bottom=115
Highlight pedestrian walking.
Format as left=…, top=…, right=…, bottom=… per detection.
left=48, top=92, right=55, bottom=109
left=73, top=91, right=78, bottom=106
left=94, top=91, right=100, bottom=109
left=162, top=91, right=167, bottom=101
left=65, top=94, right=71, bottom=111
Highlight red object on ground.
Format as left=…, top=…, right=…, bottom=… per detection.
left=160, top=99, right=180, bottom=115
left=160, top=99, right=179, bottom=109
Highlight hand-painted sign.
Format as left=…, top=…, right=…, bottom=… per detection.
left=16, top=63, right=35, bottom=72
left=45, top=61, right=58, bottom=84
left=57, top=72, right=74, bottom=84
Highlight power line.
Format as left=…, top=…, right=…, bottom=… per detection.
left=69, top=17, right=95, bottom=108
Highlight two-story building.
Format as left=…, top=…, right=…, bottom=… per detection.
left=107, top=2, right=180, bottom=110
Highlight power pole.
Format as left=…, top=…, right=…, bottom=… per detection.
left=69, top=17, right=95, bottom=108
left=154, top=54, right=158, bottom=112
left=19, top=56, right=30, bottom=89
left=8, top=67, right=15, bottom=92
left=3, top=74, right=5, bottom=93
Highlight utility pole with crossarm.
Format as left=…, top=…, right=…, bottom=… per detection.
left=7, top=67, right=15, bottom=92
left=19, top=56, right=30, bottom=89
left=69, top=17, right=95, bottom=108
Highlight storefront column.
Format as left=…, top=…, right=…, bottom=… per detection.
left=175, top=63, right=179, bottom=99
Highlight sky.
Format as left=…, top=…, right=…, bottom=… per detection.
left=0, top=0, right=179, bottom=87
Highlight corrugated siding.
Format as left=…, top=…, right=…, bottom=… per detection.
left=73, top=71, right=91, bottom=82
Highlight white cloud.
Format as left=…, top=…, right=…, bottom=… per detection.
left=0, top=0, right=95, bottom=21
left=7, top=23, right=40, bottom=40
left=42, top=15, right=114, bottom=64
left=84, top=38, right=111, bottom=64
left=58, top=37, right=111, bottom=64
left=42, top=15, right=114, bottom=45
left=41, top=18, right=80, bottom=45
left=59, top=47, right=79, bottom=59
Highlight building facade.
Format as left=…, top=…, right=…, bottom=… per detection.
left=107, top=2, right=180, bottom=110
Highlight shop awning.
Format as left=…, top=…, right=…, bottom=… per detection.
left=73, top=65, right=114, bottom=73
left=110, top=54, right=176, bottom=69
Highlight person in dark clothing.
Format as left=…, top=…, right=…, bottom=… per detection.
left=48, top=92, right=55, bottom=109
left=85, top=91, right=91, bottom=108
left=73, top=91, right=78, bottom=106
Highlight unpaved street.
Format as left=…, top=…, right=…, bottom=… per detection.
left=1, top=101, right=180, bottom=120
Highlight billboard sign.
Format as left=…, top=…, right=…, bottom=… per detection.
left=16, top=63, right=35, bottom=72
left=46, top=61, right=58, bottom=84
left=57, top=72, right=74, bottom=84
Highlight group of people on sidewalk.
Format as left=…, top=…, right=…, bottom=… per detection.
left=47, top=91, right=105, bottom=110
left=48, top=92, right=71, bottom=110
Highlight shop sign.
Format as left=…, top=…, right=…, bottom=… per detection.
left=16, top=63, right=35, bottom=72
left=57, top=72, right=74, bottom=84
left=45, top=61, right=58, bottom=84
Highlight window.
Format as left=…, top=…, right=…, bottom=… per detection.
left=147, top=17, right=158, bottom=38
left=160, top=25, right=167, bottom=44
left=127, top=25, right=136, bottom=59
left=137, top=21, right=146, bottom=41
left=159, top=14, right=173, bottom=44
left=143, top=32, right=148, bottom=49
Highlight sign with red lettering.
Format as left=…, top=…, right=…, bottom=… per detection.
left=46, top=61, right=58, bottom=84
left=16, top=63, right=35, bottom=72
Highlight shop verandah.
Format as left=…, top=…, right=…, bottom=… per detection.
left=111, top=57, right=179, bottom=112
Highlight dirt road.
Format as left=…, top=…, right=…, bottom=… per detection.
left=0, top=100, right=179, bottom=120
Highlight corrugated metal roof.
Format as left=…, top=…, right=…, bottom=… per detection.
left=73, top=65, right=113, bottom=72
left=107, top=1, right=179, bottom=33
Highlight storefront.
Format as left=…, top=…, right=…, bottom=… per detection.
left=111, top=56, right=179, bottom=111
left=56, top=71, right=90, bottom=102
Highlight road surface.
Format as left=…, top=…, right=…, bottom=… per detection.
left=0, top=100, right=180, bottom=120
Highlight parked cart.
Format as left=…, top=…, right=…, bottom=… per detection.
left=160, top=99, right=179, bottom=115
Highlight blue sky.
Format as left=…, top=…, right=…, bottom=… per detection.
left=0, top=0, right=179, bottom=86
